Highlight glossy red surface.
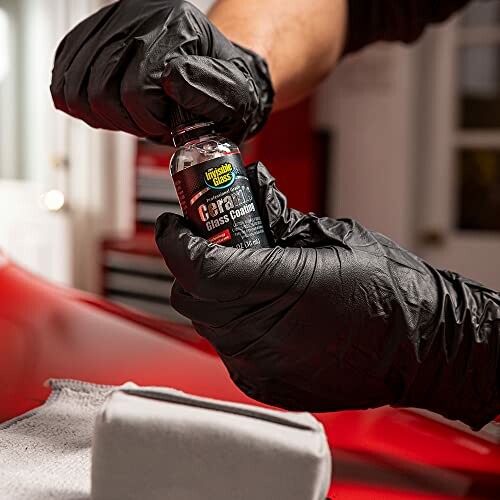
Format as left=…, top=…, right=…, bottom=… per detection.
left=1, top=258, right=499, bottom=498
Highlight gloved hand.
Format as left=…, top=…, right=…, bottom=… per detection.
left=50, top=0, right=274, bottom=144
left=155, top=163, right=500, bottom=430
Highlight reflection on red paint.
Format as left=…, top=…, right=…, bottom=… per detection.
left=1, top=258, right=499, bottom=499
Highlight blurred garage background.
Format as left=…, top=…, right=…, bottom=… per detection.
left=0, top=0, right=499, bottom=325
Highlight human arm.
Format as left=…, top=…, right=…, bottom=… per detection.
left=209, top=0, right=476, bottom=109
left=51, top=0, right=476, bottom=141
left=208, top=0, right=347, bottom=110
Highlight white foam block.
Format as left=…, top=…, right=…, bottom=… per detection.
left=91, top=387, right=331, bottom=500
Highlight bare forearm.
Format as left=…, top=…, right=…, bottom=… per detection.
left=208, top=0, right=347, bottom=110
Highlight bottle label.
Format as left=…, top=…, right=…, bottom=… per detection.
left=173, top=154, right=269, bottom=249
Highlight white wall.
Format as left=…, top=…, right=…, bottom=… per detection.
left=0, top=180, right=73, bottom=285
left=192, top=0, right=215, bottom=13
left=0, top=1, right=18, bottom=179
left=315, top=44, right=420, bottom=250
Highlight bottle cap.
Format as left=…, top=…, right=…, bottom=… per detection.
left=167, top=105, right=201, bottom=133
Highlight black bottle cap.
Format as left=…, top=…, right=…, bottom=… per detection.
left=168, top=104, right=216, bottom=147
left=168, top=105, right=201, bottom=133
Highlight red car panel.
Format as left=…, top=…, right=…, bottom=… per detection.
left=1, top=258, right=499, bottom=499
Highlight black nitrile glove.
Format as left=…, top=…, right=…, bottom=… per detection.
left=155, top=163, right=500, bottom=430
left=50, top=0, right=274, bottom=145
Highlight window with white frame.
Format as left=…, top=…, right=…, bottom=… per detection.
left=0, top=4, right=17, bottom=179
left=0, top=8, right=8, bottom=83
left=455, top=2, right=500, bottom=231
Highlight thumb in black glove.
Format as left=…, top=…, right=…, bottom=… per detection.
left=50, top=0, right=274, bottom=144
left=155, top=162, right=500, bottom=430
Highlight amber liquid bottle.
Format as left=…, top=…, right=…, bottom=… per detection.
left=169, top=107, right=269, bottom=249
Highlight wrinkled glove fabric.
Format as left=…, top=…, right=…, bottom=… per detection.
left=156, top=163, right=500, bottom=431
left=50, top=0, right=274, bottom=144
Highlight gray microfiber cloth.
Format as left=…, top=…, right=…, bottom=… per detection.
left=1, top=379, right=331, bottom=500
left=0, top=379, right=121, bottom=500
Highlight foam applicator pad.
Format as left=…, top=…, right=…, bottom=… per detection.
left=91, top=386, right=331, bottom=500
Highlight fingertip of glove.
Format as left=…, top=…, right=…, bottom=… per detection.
left=155, top=212, right=186, bottom=242
left=257, top=162, right=275, bottom=185
left=246, top=161, right=277, bottom=203
left=155, top=212, right=212, bottom=264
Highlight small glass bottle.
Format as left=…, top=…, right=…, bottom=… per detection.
left=169, top=107, right=269, bottom=249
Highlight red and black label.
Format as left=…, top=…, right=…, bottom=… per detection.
left=172, top=154, right=269, bottom=249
